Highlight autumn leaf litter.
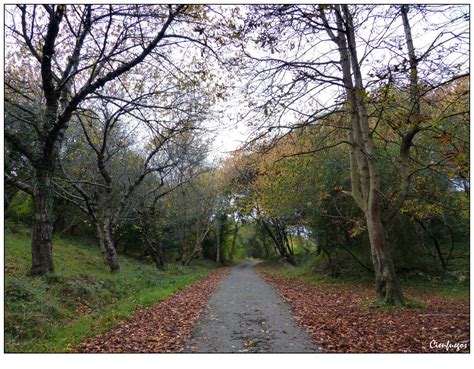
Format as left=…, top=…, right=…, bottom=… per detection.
left=258, top=267, right=469, bottom=353
left=77, top=268, right=229, bottom=353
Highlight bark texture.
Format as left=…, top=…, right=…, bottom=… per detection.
left=30, top=167, right=55, bottom=275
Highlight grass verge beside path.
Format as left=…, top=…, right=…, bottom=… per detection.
left=77, top=267, right=230, bottom=352
left=5, top=227, right=219, bottom=352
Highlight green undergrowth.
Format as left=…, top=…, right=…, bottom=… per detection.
left=257, top=257, right=372, bottom=287
left=4, top=225, right=219, bottom=352
left=234, top=256, right=263, bottom=264
left=257, top=256, right=469, bottom=301
left=401, top=275, right=469, bottom=300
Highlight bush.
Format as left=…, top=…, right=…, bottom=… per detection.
left=5, top=191, right=33, bottom=223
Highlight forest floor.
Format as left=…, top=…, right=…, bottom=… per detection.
left=257, top=263, right=470, bottom=353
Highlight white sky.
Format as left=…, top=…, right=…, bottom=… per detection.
left=206, top=115, right=251, bottom=158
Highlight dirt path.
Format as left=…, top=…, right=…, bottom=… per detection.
left=184, top=262, right=319, bottom=353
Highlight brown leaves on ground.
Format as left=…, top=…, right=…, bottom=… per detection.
left=76, top=268, right=229, bottom=353
left=258, top=269, right=469, bottom=353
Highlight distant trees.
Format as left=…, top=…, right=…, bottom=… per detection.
left=170, top=173, right=219, bottom=266
left=135, top=133, right=211, bottom=268
left=54, top=57, right=212, bottom=271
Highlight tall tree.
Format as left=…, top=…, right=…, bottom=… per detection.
left=238, top=4, right=468, bottom=304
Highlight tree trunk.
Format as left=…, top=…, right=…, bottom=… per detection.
left=261, top=233, right=270, bottom=258
left=365, top=156, right=404, bottom=305
left=152, top=252, right=165, bottom=269
left=95, top=222, right=109, bottom=262
left=149, top=244, right=165, bottom=269
left=320, top=5, right=405, bottom=305
left=413, top=216, right=447, bottom=273
left=103, top=216, right=120, bottom=272
left=174, top=223, right=188, bottom=263
left=143, top=232, right=165, bottom=269
left=30, top=167, right=55, bottom=275
left=230, top=223, right=238, bottom=261
left=176, top=242, right=187, bottom=263
left=156, top=244, right=165, bottom=269
left=260, top=218, right=297, bottom=265
left=183, top=242, right=201, bottom=266
left=96, top=217, right=120, bottom=272
left=366, top=205, right=404, bottom=305
left=284, top=253, right=297, bottom=266
left=216, top=219, right=221, bottom=264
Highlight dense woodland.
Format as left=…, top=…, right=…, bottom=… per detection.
left=4, top=2, right=469, bottom=324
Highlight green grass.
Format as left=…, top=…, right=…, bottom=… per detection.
left=258, top=257, right=372, bottom=287
left=400, top=275, right=470, bottom=300
left=4, top=225, right=219, bottom=352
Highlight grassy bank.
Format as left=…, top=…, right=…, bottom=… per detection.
left=4, top=226, right=219, bottom=352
